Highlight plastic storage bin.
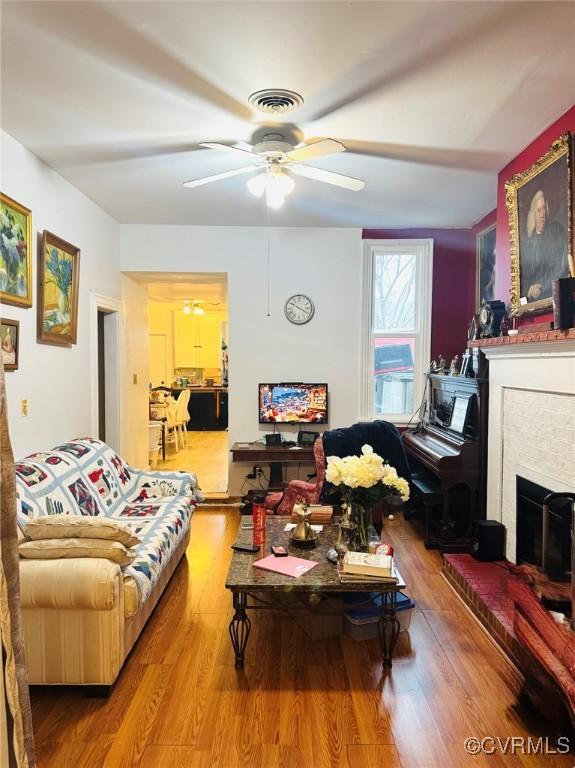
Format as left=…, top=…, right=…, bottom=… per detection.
left=344, top=592, right=415, bottom=641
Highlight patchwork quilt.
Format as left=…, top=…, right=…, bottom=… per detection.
left=16, top=438, right=203, bottom=605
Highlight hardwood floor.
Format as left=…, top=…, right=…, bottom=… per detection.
left=30, top=508, right=572, bottom=768
left=157, top=431, right=228, bottom=495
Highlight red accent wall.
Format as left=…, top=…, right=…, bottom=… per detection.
left=362, top=228, right=476, bottom=364
left=495, top=104, right=575, bottom=326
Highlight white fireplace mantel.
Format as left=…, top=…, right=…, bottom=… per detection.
left=483, top=339, right=575, bottom=561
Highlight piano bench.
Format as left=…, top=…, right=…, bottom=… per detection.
left=411, top=474, right=442, bottom=504
left=410, top=474, right=443, bottom=549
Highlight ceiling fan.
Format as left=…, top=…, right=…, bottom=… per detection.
left=183, top=133, right=366, bottom=208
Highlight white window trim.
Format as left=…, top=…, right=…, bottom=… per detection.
left=360, top=238, right=433, bottom=425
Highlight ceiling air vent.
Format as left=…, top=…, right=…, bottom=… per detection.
left=248, top=89, right=304, bottom=115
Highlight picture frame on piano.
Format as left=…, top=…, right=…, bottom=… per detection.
left=449, top=394, right=473, bottom=435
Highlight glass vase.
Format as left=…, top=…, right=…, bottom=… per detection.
left=350, top=503, right=372, bottom=551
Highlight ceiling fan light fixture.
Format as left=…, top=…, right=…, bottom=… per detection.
left=246, top=172, right=267, bottom=198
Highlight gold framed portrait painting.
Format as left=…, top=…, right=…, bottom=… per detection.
left=505, top=132, right=574, bottom=316
left=38, top=231, right=80, bottom=346
left=0, top=193, right=32, bottom=308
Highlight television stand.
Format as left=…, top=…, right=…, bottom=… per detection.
left=230, top=442, right=315, bottom=490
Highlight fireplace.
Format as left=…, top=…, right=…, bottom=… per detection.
left=516, top=476, right=572, bottom=582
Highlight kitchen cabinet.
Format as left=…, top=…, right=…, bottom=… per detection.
left=174, top=313, right=222, bottom=368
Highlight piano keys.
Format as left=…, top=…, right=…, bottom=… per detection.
left=403, top=353, right=488, bottom=551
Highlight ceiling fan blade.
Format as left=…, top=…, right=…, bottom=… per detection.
left=200, top=142, right=263, bottom=162
left=290, top=164, right=365, bottom=191
left=285, top=139, right=346, bottom=163
left=183, top=166, right=257, bottom=189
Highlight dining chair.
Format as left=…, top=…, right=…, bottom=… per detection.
left=164, top=399, right=180, bottom=453
left=148, top=421, right=163, bottom=468
left=174, top=390, right=191, bottom=449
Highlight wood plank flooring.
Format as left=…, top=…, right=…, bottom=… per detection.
left=157, top=431, right=228, bottom=495
left=29, top=508, right=573, bottom=768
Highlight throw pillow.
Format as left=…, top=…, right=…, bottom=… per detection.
left=19, top=538, right=135, bottom=567
left=23, top=514, right=140, bottom=548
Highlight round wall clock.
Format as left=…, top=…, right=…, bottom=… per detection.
left=284, top=294, right=315, bottom=325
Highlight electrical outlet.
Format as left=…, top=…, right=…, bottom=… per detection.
left=256, top=466, right=263, bottom=475
left=21, top=399, right=29, bottom=416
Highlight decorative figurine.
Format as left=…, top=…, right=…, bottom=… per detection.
left=436, top=355, right=446, bottom=375
left=449, top=355, right=460, bottom=376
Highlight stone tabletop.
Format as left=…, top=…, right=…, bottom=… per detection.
left=225, top=517, right=405, bottom=593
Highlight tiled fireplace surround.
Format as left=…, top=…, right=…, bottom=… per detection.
left=483, top=336, right=575, bottom=559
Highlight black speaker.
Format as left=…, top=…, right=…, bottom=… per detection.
left=471, top=520, right=506, bottom=561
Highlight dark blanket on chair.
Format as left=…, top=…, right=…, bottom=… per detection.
left=320, top=420, right=411, bottom=501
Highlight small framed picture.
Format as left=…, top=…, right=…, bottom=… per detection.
left=1, top=318, right=19, bottom=371
left=476, top=223, right=496, bottom=310
left=0, top=193, right=32, bottom=308
left=38, top=230, right=80, bottom=346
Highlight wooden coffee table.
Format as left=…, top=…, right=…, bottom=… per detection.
left=225, top=517, right=406, bottom=670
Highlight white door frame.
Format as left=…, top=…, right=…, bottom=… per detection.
left=90, top=292, right=122, bottom=450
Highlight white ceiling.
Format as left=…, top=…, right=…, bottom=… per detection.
left=2, top=1, right=574, bottom=228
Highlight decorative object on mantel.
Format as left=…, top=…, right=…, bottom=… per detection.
left=505, top=132, right=574, bottom=317
left=326, top=445, right=409, bottom=551
left=459, top=350, right=472, bottom=377
left=553, top=276, right=575, bottom=330
left=38, top=230, right=80, bottom=346
left=478, top=299, right=506, bottom=338
left=0, top=192, right=32, bottom=308
left=448, top=355, right=460, bottom=376
left=430, top=355, right=446, bottom=375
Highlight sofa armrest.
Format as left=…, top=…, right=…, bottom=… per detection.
left=19, top=558, right=122, bottom=611
left=129, top=467, right=205, bottom=502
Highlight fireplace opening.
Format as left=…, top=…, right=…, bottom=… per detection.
left=516, top=476, right=572, bottom=582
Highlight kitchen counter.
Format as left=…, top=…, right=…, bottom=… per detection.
left=171, top=387, right=228, bottom=430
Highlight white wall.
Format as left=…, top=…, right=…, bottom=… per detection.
left=121, top=225, right=363, bottom=494
left=120, top=275, right=149, bottom=468
left=1, top=131, right=121, bottom=457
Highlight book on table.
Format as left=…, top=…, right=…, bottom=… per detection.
left=340, top=552, right=397, bottom=582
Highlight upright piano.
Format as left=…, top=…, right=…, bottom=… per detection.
left=403, top=352, right=488, bottom=551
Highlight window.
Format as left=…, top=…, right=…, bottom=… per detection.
left=361, top=239, right=433, bottom=424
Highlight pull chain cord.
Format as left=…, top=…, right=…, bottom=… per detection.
left=266, top=202, right=271, bottom=317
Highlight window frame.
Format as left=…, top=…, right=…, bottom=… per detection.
left=361, top=238, right=433, bottom=425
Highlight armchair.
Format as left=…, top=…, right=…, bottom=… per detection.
left=265, top=436, right=325, bottom=515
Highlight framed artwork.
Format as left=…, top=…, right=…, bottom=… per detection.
left=476, top=223, right=496, bottom=310
left=38, top=230, right=80, bottom=346
left=0, top=193, right=32, bottom=308
left=0, top=318, right=19, bottom=371
left=505, top=132, right=574, bottom=316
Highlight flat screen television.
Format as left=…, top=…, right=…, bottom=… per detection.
left=258, top=383, right=328, bottom=424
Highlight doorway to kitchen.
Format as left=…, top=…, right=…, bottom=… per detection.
left=90, top=293, right=121, bottom=451
left=132, top=272, right=229, bottom=497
